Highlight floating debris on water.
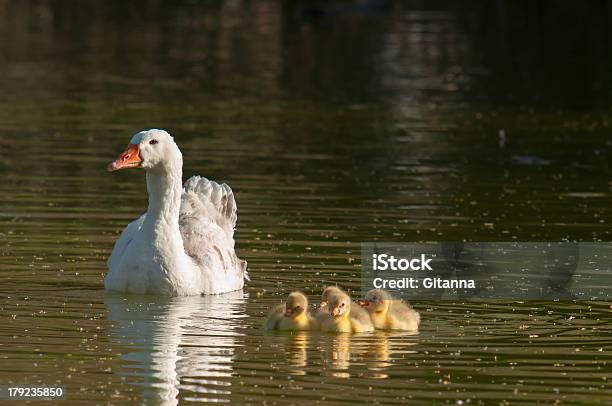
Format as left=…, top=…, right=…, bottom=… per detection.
left=498, top=129, right=506, bottom=148
left=511, top=155, right=552, bottom=166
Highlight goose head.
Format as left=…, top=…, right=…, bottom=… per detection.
left=108, top=129, right=182, bottom=173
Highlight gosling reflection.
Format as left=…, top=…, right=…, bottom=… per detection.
left=321, top=331, right=418, bottom=377
left=105, top=292, right=246, bottom=405
left=325, top=333, right=353, bottom=371
left=286, top=331, right=309, bottom=373
left=270, top=330, right=418, bottom=379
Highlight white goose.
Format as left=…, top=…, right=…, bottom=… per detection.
left=105, top=129, right=248, bottom=296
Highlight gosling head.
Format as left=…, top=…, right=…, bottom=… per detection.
left=319, top=286, right=343, bottom=309
left=328, top=291, right=351, bottom=318
left=284, top=292, right=308, bottom=318
left=358, top=289, right=391, bottom=313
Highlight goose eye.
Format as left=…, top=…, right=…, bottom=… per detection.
left=149, top=139, right=158, bottom=145
left=341, top=303, right=345, bottom=307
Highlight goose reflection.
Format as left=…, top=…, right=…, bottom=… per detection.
left=105, top=291, right=247, bottom=405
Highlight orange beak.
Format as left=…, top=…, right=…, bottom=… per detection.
left=107, top=144, right=142, bottom=172
left=357, top=300, right=369, bottom=307
left=330, top=307, right=340, bottom=317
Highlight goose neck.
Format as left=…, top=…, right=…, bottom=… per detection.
left=143, top=165, right=183, bottom=238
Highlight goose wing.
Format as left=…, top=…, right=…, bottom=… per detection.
left=179, top=176, right=248, bottom=284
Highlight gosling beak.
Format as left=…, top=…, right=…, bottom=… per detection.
left=284, top=308, right=294, bottom=317
left=330, top=307, right=341, bottom=317
left=318, top=301, right=328, bottom=309
left=108, top=144, right=142, bottom=172
left=357, top=300, right=370, bottom=307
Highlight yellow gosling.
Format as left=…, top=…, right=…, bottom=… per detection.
left=358, top=289, right=420, bottom=331
left=266, top=291, right=314, bottom=331
left=318, top=286, right=373, bottom=331
left=318, top=290, right=374, bottom=333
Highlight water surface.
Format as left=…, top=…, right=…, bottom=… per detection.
left=1, top=1, right=611, bottom=404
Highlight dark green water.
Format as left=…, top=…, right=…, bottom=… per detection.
left=1, top=1, right=611, bottom=404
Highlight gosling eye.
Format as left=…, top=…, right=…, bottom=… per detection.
left=341, top=303, right=345, bottom=307
left=149, top=139, right=159, bottom=145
